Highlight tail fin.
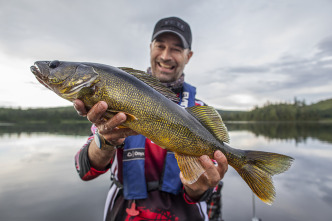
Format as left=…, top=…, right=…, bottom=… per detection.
left=233, top=150, right=293, bottom=205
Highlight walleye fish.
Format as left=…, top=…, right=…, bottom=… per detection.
left=31, top=60, right=293, bottom=204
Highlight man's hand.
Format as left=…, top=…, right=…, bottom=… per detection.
left=74, top=99, right=138, bottom=146
left=73, top=99, right=138, bottom=170
left=180, top=150, right=228, bottom=201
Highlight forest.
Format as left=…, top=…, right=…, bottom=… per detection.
left=218, top=98, right=332, bottom=122
left=1, top=98, right=331, bottom=124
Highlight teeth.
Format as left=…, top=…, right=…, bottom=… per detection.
left=36, top=65, right=41, bottom=72
left=33, top=64, right=41, bottom=74
left=159, top=63, right=173, bottom=69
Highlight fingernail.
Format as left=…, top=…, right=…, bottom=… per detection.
left=215, top=151, right=222, bottom=158
left=97, top=102, right=103, bottom=109
left=73, top=102, right=86, bottom=117
left=100, top=101, right=108, bottom=109
left=201, top=155, right=209, bottom=162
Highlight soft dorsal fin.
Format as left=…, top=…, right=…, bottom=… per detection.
left=186, top=106, right=230, bottom=143
left=118, top=67, right=180, bottom=103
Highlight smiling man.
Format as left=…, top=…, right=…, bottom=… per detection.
left=149, top=17, right=193, bottom=88
left=74, top=17, right=227, bottom=221
left=150, top=32, right=192, bottom=83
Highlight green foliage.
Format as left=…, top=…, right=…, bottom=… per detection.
left=1, top=98, right=331, bottom=125
left=0, top=106, right=92, bottom=136
left=217, top=98, right=332, bottom=121
left=0, top=106, right=88, bottom=124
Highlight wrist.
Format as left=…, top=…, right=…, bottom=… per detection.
left=94, top=129, right=124, bottom=151
left=183, top=185, right=214, bottom=203
left=183, top=185, right=208, bottom=201
left=88, top=139, right=115, bottom=170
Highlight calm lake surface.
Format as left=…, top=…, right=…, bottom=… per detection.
left=0, top=122, right=332, bottom=221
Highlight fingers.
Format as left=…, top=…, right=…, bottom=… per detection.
left=198, top=151, right=228, bottom=187
left=73, top=99, right=87, bottom=116
left=199, top=155, right=220, bottom=187
left=87, top=101, right=108, bottom=124
left=102, top=127, right=138, bottom=144
left=97, top=111, right=138, bottom=142
left=95, top=110, right=137, bottom=145
left=214, top=150, right=228, bottom=180
left=181, top=152, right=227, bottom=199
left=74, top=100, right=138, bottom=146
left=98, top=112, right=126, bottom=133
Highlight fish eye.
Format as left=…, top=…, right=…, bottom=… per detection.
left=49, top=60, right=60, bottom=69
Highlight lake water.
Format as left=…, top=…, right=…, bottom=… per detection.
left=0, top=122, right=331, bottom=221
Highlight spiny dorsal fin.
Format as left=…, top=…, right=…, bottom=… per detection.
left=118, top=67, right=180, bottom=103
left=175, top=153, right=205, bottom=184
left=186, top=106, right=230, bottom=143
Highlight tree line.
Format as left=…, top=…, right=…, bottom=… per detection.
left=1, top=98, right=331, bottom=124
left=218, top=98, right=332, bottom=121
left=0, top=106, right=87, bottom=124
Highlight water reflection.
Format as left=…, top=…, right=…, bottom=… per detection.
left=0, top=122, right=92, bottom=136
left=226, top=121, right=332, bottom=144
left=0, top=132, right=110, bottom=221
left=0, top=122, right=332, bottom=221
left=222, top=131, right=332, bottom=221
left=2, top=122, right=332, bottom=144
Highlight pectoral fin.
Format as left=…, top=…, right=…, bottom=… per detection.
left=175, top=153, right=205, bottom=184
left=103, top=110, right=138, bottom=128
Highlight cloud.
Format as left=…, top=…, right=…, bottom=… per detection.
left=1, top=0, right=332, bottom=109
left=194, top=34, right=332, bottom=110
left=316, top=36, right=332, bottom=57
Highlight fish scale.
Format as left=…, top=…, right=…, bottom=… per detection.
left=31, top=60, right=294, bottom=205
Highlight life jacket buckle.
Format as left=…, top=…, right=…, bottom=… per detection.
left=111, top=173, right=123, bottom=189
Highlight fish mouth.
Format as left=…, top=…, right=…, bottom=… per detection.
left=30, top=63, right=52, bottom=89
left=30, top=63, right=47, bottom=80
left=30, top=64, right=41, bottom=76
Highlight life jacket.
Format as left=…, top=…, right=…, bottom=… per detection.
left=122, top=82, right=197, bottom=200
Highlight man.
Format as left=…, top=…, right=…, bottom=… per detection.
left=74, top=17, right=228, bottom=221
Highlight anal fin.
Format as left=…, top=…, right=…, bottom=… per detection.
left=175, top=153, right=205, bottom=184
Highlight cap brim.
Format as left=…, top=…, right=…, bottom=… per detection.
left=152, top=30, right=190, bottom=49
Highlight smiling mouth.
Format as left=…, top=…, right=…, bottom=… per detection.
left=158, top=62, right=175, bottom=70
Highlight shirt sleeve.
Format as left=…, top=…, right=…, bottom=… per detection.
left=74, top=125, right=110, bottom=181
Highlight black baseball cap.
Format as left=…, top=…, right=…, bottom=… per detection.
left=152, top=17, right=192, bottom=49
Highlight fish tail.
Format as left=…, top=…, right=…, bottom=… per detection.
left=232, top=150, right=293, bottom=205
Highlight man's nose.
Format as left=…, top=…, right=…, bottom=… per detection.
left=160, top=48, right=172, bottom=60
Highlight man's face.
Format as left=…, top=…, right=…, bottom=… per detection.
left=150, top=33, right=193, bottom=83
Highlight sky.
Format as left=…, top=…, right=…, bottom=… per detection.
left=0, top=0, right=331, bottom=110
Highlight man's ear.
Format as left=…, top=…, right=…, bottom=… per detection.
left=186, top=50, right=194, bottom=64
